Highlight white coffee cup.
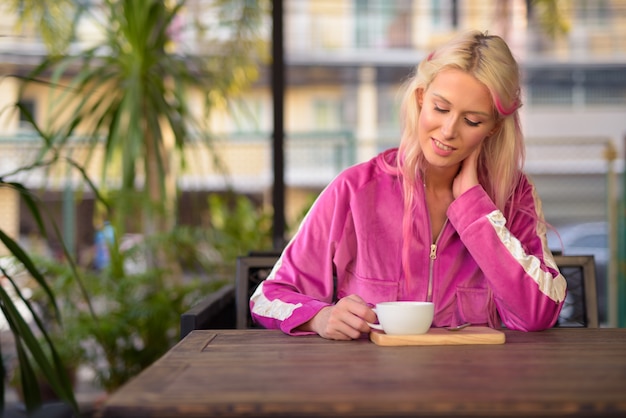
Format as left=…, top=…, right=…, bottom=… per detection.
left=368, top=301, right=434, bottom=335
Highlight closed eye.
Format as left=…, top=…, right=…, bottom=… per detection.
left=435, top=106, right=482, bottom=127
left=434, top=105, right=482, bottom=128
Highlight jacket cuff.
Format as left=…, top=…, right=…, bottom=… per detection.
left=280, top=300, right=331, bottom=335
left=447, top=185, right=498, bottom=233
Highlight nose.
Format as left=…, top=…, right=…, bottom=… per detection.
left=441, top=115, right=457, bottom=140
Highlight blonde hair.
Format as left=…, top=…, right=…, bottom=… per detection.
left=385, top=30, right=525, bottom=280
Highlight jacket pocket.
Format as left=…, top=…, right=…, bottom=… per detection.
left=455, top=287, right=491, bottom=325
left=337, top=270, right=398, bottom=303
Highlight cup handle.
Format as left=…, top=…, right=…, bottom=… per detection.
left=366, top=307, right=383, bottom=331
left=367, top=322, right=384, bottom=331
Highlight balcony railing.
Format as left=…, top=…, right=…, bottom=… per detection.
left=1, top=131, right=619, bottom=233
left=0, top=131, right=357, bottom=192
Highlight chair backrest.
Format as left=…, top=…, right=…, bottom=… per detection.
left=553, top=255, right=599, bottom=328
left=179, top=252, right=280, bottom=339
left=237, top=254, right=600, bottom=329
left=235, top=253, right=280, bottom=329
left=180, top=282, right=236, bottom=339
left=181, top=253, right=598, bottom=338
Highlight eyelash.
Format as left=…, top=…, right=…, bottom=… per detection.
left=433, top=106, right=481, bottom=127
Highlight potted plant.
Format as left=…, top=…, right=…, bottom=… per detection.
left=2, top=0, right=266, bottom=412
left=8, top=330, right=84, bottom=405
left=0, top=180, right=80, bottom=414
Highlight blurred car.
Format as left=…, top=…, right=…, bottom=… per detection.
left=548, top=222, right=608, bottom=324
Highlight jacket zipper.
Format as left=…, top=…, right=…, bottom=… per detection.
left=427, top=222, right=446, bottom=301
left=429, top=244, right=437, bottom=260
left=427, top=244, right=436, bottom=301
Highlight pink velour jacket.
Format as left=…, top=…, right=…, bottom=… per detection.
left=250, top=149, right=567, bottom=335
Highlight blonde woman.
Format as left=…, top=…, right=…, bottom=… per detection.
left=251, top=30, right=567, bottom=340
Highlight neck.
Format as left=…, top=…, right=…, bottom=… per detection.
left=422, top=165, right=459, bottom=192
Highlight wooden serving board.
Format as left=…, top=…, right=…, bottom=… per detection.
left=370, top=326, right=505, bottom=346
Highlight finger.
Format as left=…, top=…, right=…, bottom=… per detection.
left=323, top=311, right=363, bottom=340
left=470, top=143, right=483, bottom=164
left=343, top=294, right=368, bottom=306
left=328, top=325, right=362, bottom=340
left=334, top=301, right=375, bottom=335
left=342, top=295, right=377, bottom=324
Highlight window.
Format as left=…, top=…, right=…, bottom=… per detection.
left=313, top=99, right=343, bottom=131
left=527, top=67, right=626, bottom=107
left=377, top=85, right=401, bottom=150
left=576, top=0, right=611, bottom=28
left=527, top=69, right=575, bottom=106
left=430, top=0, right=455, bottom=31
left=584, top=69, right=626, bottom=106
left=355, top=0, right=411, bottom=48
left=230, top=98, right=264, bottom=133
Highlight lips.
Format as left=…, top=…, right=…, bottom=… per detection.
left=433, top=139, right=453, bottom=151
left=431, top=138, right=455, bottom=156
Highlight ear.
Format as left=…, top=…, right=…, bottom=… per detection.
left=416, top=88, right=424, bottom=107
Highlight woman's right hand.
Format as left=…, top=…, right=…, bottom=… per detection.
left=301, top=294, right=377, bottom=340
left=453, top=143, right=481, bottom=199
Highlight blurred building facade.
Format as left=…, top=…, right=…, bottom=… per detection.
left=1, top=0, right=625, bottom=239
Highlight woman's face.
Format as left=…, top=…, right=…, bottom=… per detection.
left=417, top=68, right=498, bottom=172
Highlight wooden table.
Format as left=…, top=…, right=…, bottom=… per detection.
left=99, top=328, right=626, bottom=417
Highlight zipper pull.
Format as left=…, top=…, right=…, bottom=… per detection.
left=430, top=244, right=437, bottom=260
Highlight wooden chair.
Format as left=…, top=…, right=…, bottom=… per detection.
left=553, top=254, right=599, bottom=328
left=234, top=253, right=280, bottom=329
left=180, top=253, right=599, bottom=339
left=179, top=282, right=236, bottom=339
left=180, top=253, right=279, bottom=339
